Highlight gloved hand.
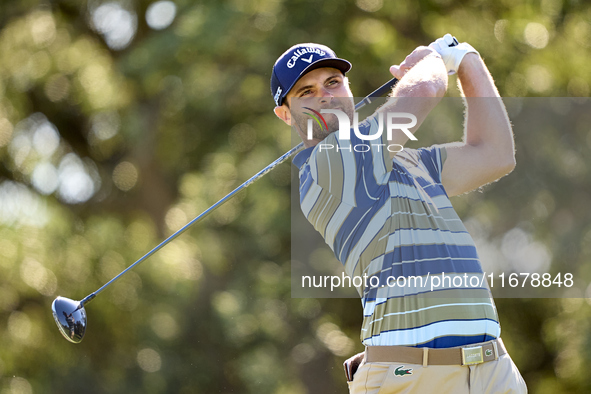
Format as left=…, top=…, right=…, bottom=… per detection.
left=429, top=34, right=479, bottom=75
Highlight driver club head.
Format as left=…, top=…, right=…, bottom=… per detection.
left=51, top=296, right=87, bottom=343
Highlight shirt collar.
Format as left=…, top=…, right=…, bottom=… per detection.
left=292, top=146, right=315, bottom=169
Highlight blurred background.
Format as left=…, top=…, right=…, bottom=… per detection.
left=1, top=0, right=591, bottom=393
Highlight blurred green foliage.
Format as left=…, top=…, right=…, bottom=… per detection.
left=1, top=0, right=591, bottom=393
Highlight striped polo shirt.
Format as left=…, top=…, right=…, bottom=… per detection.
left=292, top=114, right=500, bottom=348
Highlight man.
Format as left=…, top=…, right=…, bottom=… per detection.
left=271, top=37, right=527, bottom=393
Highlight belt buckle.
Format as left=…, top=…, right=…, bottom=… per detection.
left=461, top=346, right=484, bottom=365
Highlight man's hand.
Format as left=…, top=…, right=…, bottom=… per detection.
left=429, top=34, right=479, bottom=75
left=389, top=46, right=442, bottom=80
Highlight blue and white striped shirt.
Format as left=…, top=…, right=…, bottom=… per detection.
left=293, top=114, right=500, bottom=348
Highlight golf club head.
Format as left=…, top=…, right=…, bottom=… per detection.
left=51, top=296, right=87, bottom=343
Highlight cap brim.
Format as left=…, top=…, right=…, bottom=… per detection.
left=280, top=58, right=352, bottom=106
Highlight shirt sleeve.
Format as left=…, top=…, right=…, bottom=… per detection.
left=415, top=145, right=447, bottom=184
left=308, top=114, right=392, bottom=207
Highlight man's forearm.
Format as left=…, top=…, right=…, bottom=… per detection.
left=393, top=53, right=448, bottom=98
left=380, top=53, right=447, bottom=151
left=457, top=54, right=515, bottom=167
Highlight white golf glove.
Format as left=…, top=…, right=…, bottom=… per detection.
left=429, top=34, right=479, bottom=75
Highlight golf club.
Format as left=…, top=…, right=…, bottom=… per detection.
left=51, top=76, right=400, bottom=343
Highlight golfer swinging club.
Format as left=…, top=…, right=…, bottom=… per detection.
left=271, top=35, right=527, bottom=393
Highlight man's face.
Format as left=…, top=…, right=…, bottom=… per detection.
left=284, top=67, right=354, bottom=141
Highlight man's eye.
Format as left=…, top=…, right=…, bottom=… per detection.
left=300, top=90, right=312, bottom=96
left=328, top=79, right=339, bottom=86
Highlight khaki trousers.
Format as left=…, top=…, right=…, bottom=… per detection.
left=348, top=353, right=527, bottom=394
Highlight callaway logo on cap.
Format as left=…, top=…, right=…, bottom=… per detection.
left=270, top=43, right=351, bottom=106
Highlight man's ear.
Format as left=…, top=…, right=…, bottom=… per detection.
left=274, top=105, right=291, bottom=126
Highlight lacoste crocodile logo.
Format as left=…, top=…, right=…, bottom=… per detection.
left=485, top=349, right=493, bottom=357
left=395, top=366, right=413, bottom=376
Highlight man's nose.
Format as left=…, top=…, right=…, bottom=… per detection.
left=319, top=87, right=334, bottom=102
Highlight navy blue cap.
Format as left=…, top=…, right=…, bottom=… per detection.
left=271, top=43, right=352, bottom=106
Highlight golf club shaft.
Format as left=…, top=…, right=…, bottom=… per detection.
left=77, top=76, right=399, bottom=309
